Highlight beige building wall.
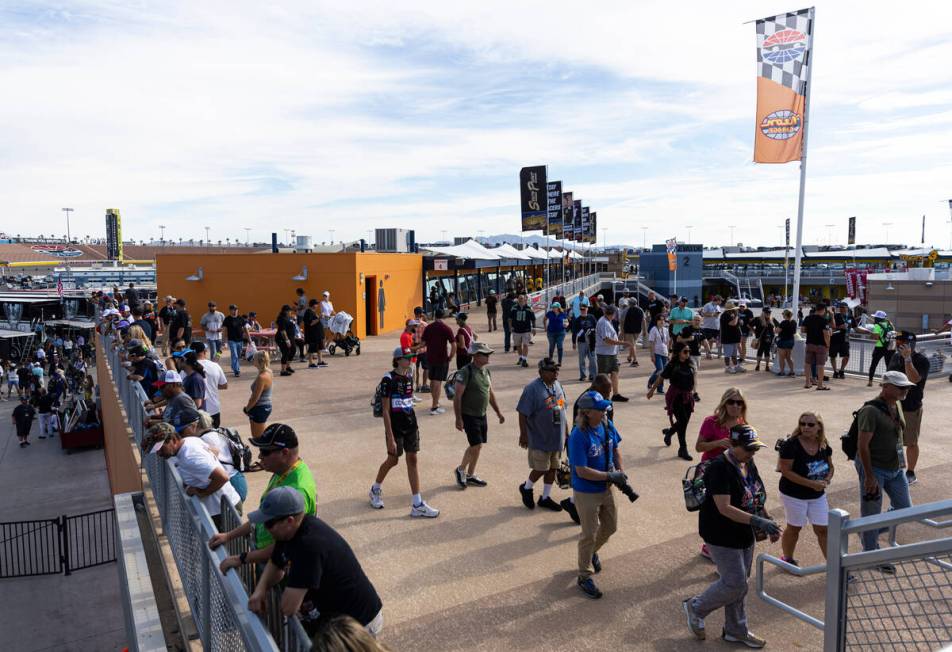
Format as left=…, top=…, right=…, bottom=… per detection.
left=866, top=278, right=952, bottom=332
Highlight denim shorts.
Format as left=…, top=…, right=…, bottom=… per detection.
left=777, top=339, right=795, bottom=350
left=246, top=404, right=272, bottom=424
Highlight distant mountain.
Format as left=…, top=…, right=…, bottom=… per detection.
left=474, top=233, right=632, bottom=252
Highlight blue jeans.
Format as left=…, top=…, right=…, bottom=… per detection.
left=227, top=340, right=243, bottom=375
left=578, top=341, right=596, bottom=380
left=547, top=331, right=565, bottom=364
left=854, top=459, right=912, bottom=551
left=206, top=339, right=222, bottom=360
left=648, top=354, right=668, bottom=391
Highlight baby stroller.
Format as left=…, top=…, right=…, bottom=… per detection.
left=326, top=311, right=361, bottom=356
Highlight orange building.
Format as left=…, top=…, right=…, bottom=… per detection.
left=157, top=252, right=423, bottom=338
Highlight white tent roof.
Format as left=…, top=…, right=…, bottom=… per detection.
left=491, top=243, right=533, bottom=260
left=568, top=250, right=584, bottom=259
left=522, top=247, right=549, bottom=260
left=423, top=239, right=501, bottom=260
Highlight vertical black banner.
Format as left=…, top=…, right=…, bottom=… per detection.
left=573, top=200, right=583, bottom=241
left=785, top=218, right=791, bottom=247
left=519, top=166, right=547, bottom=231
left=561, top=192, right=573, bottom=239
left=546, top=181, right=562, bottom=236
left=590, top=211, right=597, bottom=244
left=105, top=209, right=123, bottom=261
left=848, top=216, right=856, bottom=245
left=580, top=206, right=591, bottom=243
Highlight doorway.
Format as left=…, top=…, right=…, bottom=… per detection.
left=365, top=275, right=378, bottom=336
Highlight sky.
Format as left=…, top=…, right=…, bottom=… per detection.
left=2, top=1, right=952, bottom=249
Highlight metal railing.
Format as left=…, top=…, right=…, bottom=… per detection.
left=104, top=335, right=311, bottom=651
left=114, top=492, right=165, bottom=652
left=0, top=509, right=117, bottom=578
left=528, top=273, right=601, bottom=311
left=837, top=334, right=951, bottom=379
left=756, top=499, right=952, bottom=651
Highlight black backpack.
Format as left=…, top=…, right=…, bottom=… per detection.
left=372, top=373, right=392, bottom=418
left=216, top=426, right=253, bottom=472
left=841, top=399, right=890, bottom=460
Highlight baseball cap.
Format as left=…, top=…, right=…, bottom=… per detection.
left=729, top=424, right=767, bottom=451
left=894, top=330, right=916, bottom=342
left=881, top=370, right=915, bottom=388
left=250, top=423, right=298, bottom=450
left=125, top=338, right=143, bottom=350
left=189, top=341, right=206, bottom=353
left=148, top=439, right=168, bottom=455
left=678, top=296, right=688, bottom=302
left=153, top=370, right=183, bottom=387
left=873, top=310, right=888, bottom=319
left=172, top=407, right=201, bottom=432
left=577, top=391, right=612, bottom=411
left=392, top=346, right=414, bottom=359
left=549, top=302, right=562, bottom=309
left=538, top=357, right=560, bottom=371
left=407, top=319, right=420, bottom=326
left=247, top=486, right=305, bottom=524
left=322, top=290, right=330, bottom=296
left=471, top=342, right=494, bottom=356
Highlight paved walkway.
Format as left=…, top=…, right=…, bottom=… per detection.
left=0, top=395, right=125, bottom=652
left=217, top=315, right=952, bottom=651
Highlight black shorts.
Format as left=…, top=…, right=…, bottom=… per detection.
left=390, top=425, right=420, bottom=456
left=701, top=328, right=720, bottom=342
left=829, top=339, right=850, bottom=358
left=756, top=340, right=772, bottom=357
left=462, top=414, right=488, bottom=446
left=307, top=341, right=322, bottom=354
left=428, top=362, right=449, bottom=382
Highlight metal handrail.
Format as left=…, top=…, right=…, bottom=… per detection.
left=755, top=554, right=826, bottom=630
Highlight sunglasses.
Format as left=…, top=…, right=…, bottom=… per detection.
left=263, top=516, right=285, bottom=530
left=726, top=399, right=745, bottom=406
left=799, top=421, right=818, bottom=427
left=258, top=447, right=283, bottom=458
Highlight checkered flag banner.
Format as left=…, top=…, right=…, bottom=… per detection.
left=756, top=8, right=814, bottom=94
left=753, top=7, right=815, bottom=164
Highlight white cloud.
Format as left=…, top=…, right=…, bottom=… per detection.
left=1, top=0, right=951, bottom=247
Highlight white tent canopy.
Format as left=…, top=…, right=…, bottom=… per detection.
left=422, top=239, right=501, bottom=260
left=490, top=243, right=533, bottom=260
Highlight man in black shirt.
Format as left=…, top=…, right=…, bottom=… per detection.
left=222, top=304, right=247, bottom=377
left=124, top=283, right=140, bottom=310
left=169, top=298, right=192, bottom=346
left=248, top=487, right=383, bottom=636
left=158, top=296, right=176, bottom=355
left=485, top=290, right=498, bottom=332
left=642, top=291, right=665, bottom=332
left=622, top=301, right=644, bottom=366
left=737, top=303, right=755, bottom=361
left=130, top=305, right=155, bottom=343
left=510, top=294, right=536, bottom=368
left=800, top=304, right=831, bottom=390
left=719, top=301, right=743, bottom=373
left=12, top=395, right=36, bottom=447
left=829, top=303, right=854, bottom=379
left=886, top=332, right=930, bottom=485
left=302, top=299, right=327, bottom=369
left=501, top=290, right=516, bottom=353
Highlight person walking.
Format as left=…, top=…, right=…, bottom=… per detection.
left=485, top=290, right=498, bottom=332
left=719, top=301, right=744, bottom=374
left=647, top=342, right=695, bottom=460
left=12, top=395, right=36, bottom=447
left=751, top=308, right=778, bottom=372
left=244, top=351, right=273, bottom=437
left=158, top=296, right=176, bottom=355
left=682, top=425, right=780, bottom=648
left=517, top=358, right=568, bottom=512
left=886, top=332, right=930, bottom=485
left=420, top=309, right=455, bottom=415
left=669, top=296, right=693, bottom=344
left=700, top=295, right=722, bottom=359
left=829, top=303, right=854, bottom=379
left=856, top=310, right=895, bottom=387
left=568, top=391, right=625, bottom=599
left=369, top=347, right=440, bottom=518
left=854, top=371, right=915, bottom=558
left=169, top=298, right=193, bottom=347
left=200, top=301, right=225, bottom=360
left=501, top=290, right=516, bottom=353
left=777, top=412, right=833, bottom=566
left=646, top=313, right=670, bottom=394
left=736, top=302, right=755, bottom=362
left=275, top=305, right=297, bottom=376
left=572, top=304, right=598, bottom=382
left=621, top=298, right=643, bottom=367
left=222, top=304, right=247, bottom=377
left=543, top=302, right=568, bottom=365
left=191, top=342, right=228, bottom=428
left=775, top=309, right=797, bottom=377
left=801, top=303, right=831, bottom=391
left=454, top=313, right=475, bottom=370
left=452, top=342, right=504, bottom=489
left=302, top=299, right=328, bottom=369
left=509, top=294, right=536, bottom=368
left=36, top=387, right=56, bottom=439
left=595, top=305, right=633, bottom=402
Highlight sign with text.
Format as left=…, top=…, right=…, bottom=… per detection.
left=546, top=180, right=562, bottom=236
left=519, top=166, right=547, bottom=231
left=105, top=208, right=123, bottom=261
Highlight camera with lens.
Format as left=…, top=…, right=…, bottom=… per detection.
left=615, top=479, right=640, bottom=503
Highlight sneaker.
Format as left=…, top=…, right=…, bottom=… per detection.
left=280, top=371, right=292, bottom=376
left=877, top=563, right=897, bottom=575
left=234, top=371, right=240, bottom=378
left=420, top=384, right=431, bottom=392
left=780, top=555, right=799, bottom=568
left=577, top=577, right=603, bottom=599
left=725, top=367, right=736, bottom=374
left=700, top=544, right=713, bottom=561
left=466, top=475, right=488, bottom=487
left=611, top=394, right=629, bottom=402
left=515, top=359, right=523, bottom=366
left=734, top=365, right=747, bottom=373
left=682, top=599, right=706, bottom=640
left=520, top=359, right=529, bottom=368
left=454, top=466, right=467, bottom=489
left=429, top=406, right=445, bottom=415
left=317, top=361, right=329, bottom=367
left=662, top=428, right=673, bottom=447
left=722, top=630, right=766, bottom=649
left=410, top=501, right=440, bottom=518
left=308, top=364, right=319, bottom=368
left=906, top=470, right=918, bottom=485
left=561, top=498, right=580, bottom=525
left=588, top=376, right=594, bottom=382
left=591, top=552, right=601, bottom=573
left=578, top=376, right=586, bottom=382
left=19, top=441, right=26, bottom=448
left=538, top=496, right=563, bottom=512
left=369, top=487, right=384, bottom=509
left=677, top=449, right=693, bottom=461
left=411, top=395, right=423, bottom=403
left=519, top=483, right=535, bottom=509
left=39, top=434, right=46, bottom=439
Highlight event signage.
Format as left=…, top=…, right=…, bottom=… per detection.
left=754, top=8, right=814, bottom=163
left=434, top=259, right=448, bottom=271
left=519, top=166, right=548, bottom=231
left=589, top=212, right=597, bottom=244
left=785, top=218, right=790, bottom=247
left=105, top=208, right=123, bottom=261
left=546, top=181, right=563, bottom=236
left=572, top=200, right=582, bottom=241
left=561, top=192, right=574, bottom=239
left=666, top=238, right=678, bottom=271
left=848, top=216, right=856, bottom=245
left=580, top=206, right=590, bottom=242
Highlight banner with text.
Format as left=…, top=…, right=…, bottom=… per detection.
left=562, top=192, right=574, bottom=239
left=573, top=200, right=582, bottom=241
left=546, top=180, right=563, bottom=236
left=105, top=208, right=123, bottom=261
left=519, top=166, right=548, bottom=231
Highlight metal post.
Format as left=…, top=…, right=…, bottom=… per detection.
left=790, top=12, right=816, bottom=315
left=60, top=515, right=70, bottom=575
left=824, top=508, right=848, bottom=651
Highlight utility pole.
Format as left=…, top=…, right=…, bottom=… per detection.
left=61, top=208, right=73, bottom=243
left=244, top=227, right=251, bottom=245
left=159, top=225, right=166, bottom=244
left=686, top=225, right=693, bottom=244
left=204, top=226, right=210, bottom=246
left=641, top=226, right=648, bottom=250
left=729, top=225, right=736, bottom=246
left=882, top=222, right=893, bottom=245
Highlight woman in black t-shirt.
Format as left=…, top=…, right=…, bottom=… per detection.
left=752, top=309, right=779, bottom=372
left=774, top=309, right=797, bottom=377
left=684, top=425, right=781, bottom=646
left=275, top=305, right=297, bottom=376
left=777, top=411, right=833, bottom=566
left=647, top=342, right=695, bottom=460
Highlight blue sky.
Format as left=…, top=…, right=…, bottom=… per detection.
left=2, top=1, right=952, bottom=248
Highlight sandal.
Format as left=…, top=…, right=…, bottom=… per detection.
left=816, top=386, right=831, bottom=391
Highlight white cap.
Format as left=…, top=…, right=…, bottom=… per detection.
left=881, top=371, right=915, bottom=388
left=149, top=440, right=165, bottom=455
left=322, top=290, right=330, bottom=296
left=156, top=370, right=183, bottom=385
left=873, top=310, right=887, bottom=319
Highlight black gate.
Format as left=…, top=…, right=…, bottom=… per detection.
left=0, top=508, right=117, bottom=579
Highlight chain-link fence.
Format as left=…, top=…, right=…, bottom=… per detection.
left=105, top=335, right=311, bottom=651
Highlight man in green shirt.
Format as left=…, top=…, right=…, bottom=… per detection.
left=453, top=342, right=505, bottom=489
left=669, top=296, right=694, bottom=339
left=209, top=423, right=317, bottom=572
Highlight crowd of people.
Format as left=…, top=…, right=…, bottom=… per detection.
left=86, top=279, right=942, bottom=650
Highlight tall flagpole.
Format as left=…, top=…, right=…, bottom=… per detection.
left=790, top=13, right=815, bottom=313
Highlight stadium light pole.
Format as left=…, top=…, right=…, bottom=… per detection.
left=825, top=223, right=835, bottom=246
left=204, top=226, right=210, bottom=246
left=729, top=225, right=736, bottom=246
left=159, top=225, right=166, bottom=244
left=244, top=227, right=251, bottom=245
left=686, top=225, right=693, bottom=244
left=61, top=208, right=73, bottom=243
left=882, top=222, right=892, bottom=245
left=641, top=226, right=647, bottom=250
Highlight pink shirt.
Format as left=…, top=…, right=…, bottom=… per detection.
left=698, top=415, right=745, bottom=462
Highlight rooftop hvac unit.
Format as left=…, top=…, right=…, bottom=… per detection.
left=375, top=228, right=414, bottom=253
left=295, top=235, right=312, bottom=252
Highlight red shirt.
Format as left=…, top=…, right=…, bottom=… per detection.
left=399, top=331, right=416, bottom=362
left=421, top=320, right=454, bottom=364
left=698, top=415, right=746, bottom=461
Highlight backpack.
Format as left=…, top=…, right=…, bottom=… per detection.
left=445, top=363, right=486, bottom=400
left=371, top=372, right=391, bottom=418
left=682, top=461, right=710, bottom=512
left=216, top=426, right=253, bottom=472
left=841, top=399, right=891, bottom=460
